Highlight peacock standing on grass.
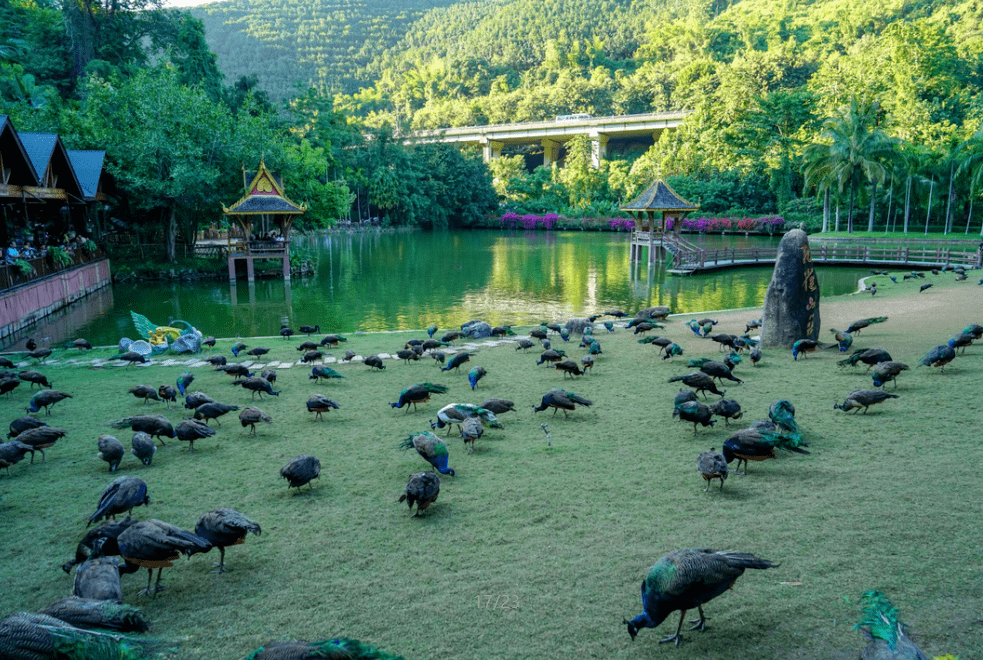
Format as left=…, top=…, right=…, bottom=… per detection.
left=854, top=591, right=929, bottom=660
left=176, top=372, right=193, bottom=396
left=0, top=611, right=166, bottom=659
left=722, top=428, right=809, bottom=475
left=468, top=366, right=487, bottom=390
left=399, top=431, right=454, bottom=476
left=696, top=450, right=728, bottom=492
left=847, top=316, right=888, bottom=334
left=918, top=345, right=956, bottom=372
left=769, top=399, right=800, bottom=433
left=828, top=328, right=854, bottom=352
left=309, top=366, right=344, bottom=383
left=390, top=383, right=447, bottom=412
left=624, top=548, right=778, bottom=646
left=241, top=637, right=406, bottom=660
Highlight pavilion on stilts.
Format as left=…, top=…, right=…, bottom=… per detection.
left=223, top=160, right=306, bottom=283
left=621, top=179, right=699, bottom=266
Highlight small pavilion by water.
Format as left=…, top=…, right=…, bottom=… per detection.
left=222, top=160, right=305, bottom=282
left=621, top=180, right=699, bottom=265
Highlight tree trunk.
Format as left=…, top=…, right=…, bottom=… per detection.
left=821, top=188, right=829, bottom=233
left=847, top=174, right=856, bottom=233
left=867, top=179, right=877, bottom=232
left=885, top=173, right=894, bottom=232
left=835, top=201, right=840, bottom=232
left=924, top=178, right=934, bottom=235
left=166, top=204, right=177, bottom=263
left=903, top=176, right=911, bottom=233
left=944, top=161, right=955, bottom=234
left=966, top=195, right=974, bottom=235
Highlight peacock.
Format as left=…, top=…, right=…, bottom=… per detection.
left=302, top=350, right=326, bottom=364
left=176, top=372, right=194, bottom=395
left=15, top=425, right=66, bottom=462
left=87, top=476, right=149, bottom=527
left=8, top=415, right=46, bottom=438
left=0, top=376, right=20, bottom=397
left=532, top=389, right=593, bottom=417
left=130, top=432, right=156, bottom=466
left=854, top=590, right=929, bottom=660
left=662, top=343, right=684, bottom=361
left=460, top=416, right=483, bottom=453
left=363, top=355, right=386, bottom=370
left=440, top=352, right=474, bottom=371
left=709, top=333, right=737, bottom=351
left=241, top=637, right=406, bottom=660
left=117, top=519, right=212, bottom=597
left=193, top=401, right=239, bottom=426
left=390, top=383, right=447, bottom=412
left=667, top=372, right=726, bottom=399
left=175, top=419, right=217, bottom=452
left=709, top=399, right=743, bottom=426
left=492, top=325, right=515, bottom=337
left=791, top=338, right=823, bottom=360
left=769, top=399, right=800, bottom=433
left=40, top=596, right=149, bottom=633
left=624, top=548, right=778, bottom=646
left=307, top=394, right=340, bottom=420
left=297, top=340, right=319, bottom=352
left=231, top=341, right=247, bottom=357
left=699, top=361, right=743, bottom=384
left=233, top=376, right=280, bottom=399
left=206, top=355, right=227, bottom=367
left=468, top=366, right=487, bottom=389
left=239, top=407, right=273, bottom=435
left=581, top=355, right=594, bottom=373
left=722, top=428, right=809, bottom=475
left=399, top=472, right=440, bottom=516
left=281, top=455, right=320, bottom=490
left=26, top=389, right=72, bottom=415
left=0, top=611, right=163, bottom=659
left=0, top=440, right=35, bottom=474
left=536, top=349, right=565, bottom=365
left=919, top=345, right=956, bottom=372
left=838, top=348, right=893, bottom=371
left=110, top=350, right=147, bottom=366
left=828, top=328, right=854, bottom=352
left=128, top=385, right=159, bottom=405
left=948, top=332, right=974, bottom=354
left=62, top=519, right=141, bottom=575
left=430, top=403, right=503, bottom=434
left=157, top=384, right=177, bottom=409
left=194, top=507, right=262, bottom=574
left=847, top=316, right=888, bottom=334
left=478, top=398, right=515, bottom=415
left=554, top=360, right=584, bottom=378
left=319, top=333, right=347, bottom=346
left=96, top=435, right=125, bottom=472
left=422, top=339, right=449, bottom=352
left=109, top=415, right=174, bottom=443
left=72, top=541, right=123, bottom=603
left=399, top=431, right=454, bottom=475
left=310, top=366, right=344, bottom=383
left=834, top=390, right=899, bottom=414
left=19, top=370, right=52, bottom=389
left=426, top=325, right=438, bottom=338
left=674, top=400, right=714, bottom=433
left=697, top=449, right=728, bottom=492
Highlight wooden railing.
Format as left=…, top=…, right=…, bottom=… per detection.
left=0, top=249, right=107, bottom=292
left=672, top=244, right=979, bottom=270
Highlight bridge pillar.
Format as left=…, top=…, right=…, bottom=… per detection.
left=481, top=138, right=503, bottom=162
left=590, top=131, right=609, bottom=168
left=542, top=139, right=561, bottom=167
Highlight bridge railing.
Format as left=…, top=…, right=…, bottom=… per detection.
left=673, top=244, right=979, bottom=269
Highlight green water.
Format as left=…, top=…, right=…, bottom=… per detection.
left=16, top=230, right=870, bottom=347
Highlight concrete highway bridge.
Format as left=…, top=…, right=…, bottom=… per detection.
left=407, top=111, right=691, bottom=167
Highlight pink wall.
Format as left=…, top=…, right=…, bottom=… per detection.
left=0, top=260, right=111, bottom=341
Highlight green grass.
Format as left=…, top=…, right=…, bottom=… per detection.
left=1, top=272, right=981, bottom=659
left=814, top=230, right=982, bottom=244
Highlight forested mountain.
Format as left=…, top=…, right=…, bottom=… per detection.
left=191, top=0, right=461, bottom=99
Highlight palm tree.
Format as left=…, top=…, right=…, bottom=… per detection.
left=955, top=128, right=983, bottom=235
left=816, top=100, right=899, bottom=233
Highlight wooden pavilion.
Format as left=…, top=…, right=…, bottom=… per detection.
left=621, top=179, right=699, bottom=264
left=222, top=160, right=306, bottom=283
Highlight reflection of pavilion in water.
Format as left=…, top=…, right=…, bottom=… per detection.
left=1, top=284, right=114, bottom=351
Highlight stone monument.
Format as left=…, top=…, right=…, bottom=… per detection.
left=761, top=228, right=820, bottom=348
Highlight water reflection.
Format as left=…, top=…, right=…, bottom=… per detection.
left=10, top=230, right=870, bottom=347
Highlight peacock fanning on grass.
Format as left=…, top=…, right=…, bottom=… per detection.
left=854, top=591, right=928, bottom=660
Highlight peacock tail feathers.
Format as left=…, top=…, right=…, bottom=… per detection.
left=864, top=316, right=889, bottom=325
left=759, top=431, right=809, bottom=453
left=419, top=382, right=447, bottom=394
left=854, top=590, right=903, bottom=649
left=397, top=435, right=416, bottom=451
left=242, top=637, right=406, bottom=660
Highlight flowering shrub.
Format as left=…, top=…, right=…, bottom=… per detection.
left=667, top=216, right=785, bottom=234
left=608, top=218, right=636, bottom=231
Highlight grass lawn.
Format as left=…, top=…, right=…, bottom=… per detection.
left=1, top=269, right=981, bottom=659
left=813, top=230, right=982, bottom=244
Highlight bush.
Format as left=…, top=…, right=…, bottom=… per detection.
left=49, top=246, right=73, bottom=268
left=13, top=259, right=33, bottom=277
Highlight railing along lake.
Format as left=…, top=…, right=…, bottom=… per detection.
left=0, top=248, right=107, bottom=292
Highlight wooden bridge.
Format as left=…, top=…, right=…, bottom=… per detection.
left=630, top=232, right=980, bottom=274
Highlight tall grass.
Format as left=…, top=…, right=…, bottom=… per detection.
left=0, top=272, right=980, bottom=659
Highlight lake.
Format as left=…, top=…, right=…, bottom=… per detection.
left=9, top=230, right=870, bottom=348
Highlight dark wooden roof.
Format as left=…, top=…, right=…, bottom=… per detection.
left=19, top=132, right=84, bottom=198
left=0, top=115, right=40, bottom=186
left=621, top=179, right=698, bottom=213
left=67, top=150, right=106, bottom=200
left=224, top=160, right=305, bottom=216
